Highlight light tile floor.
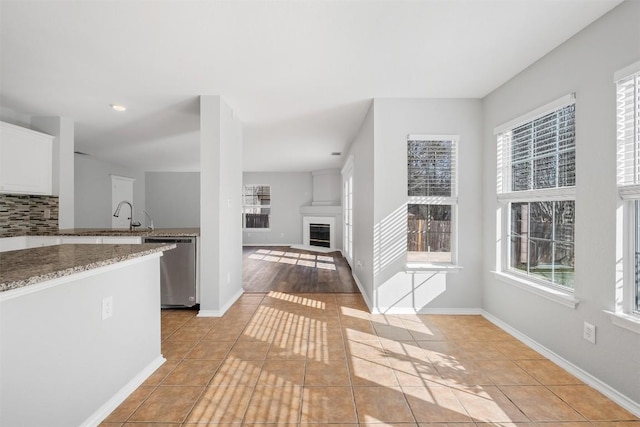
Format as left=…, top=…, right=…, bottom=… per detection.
left=101, top=292, right=640, bottom=426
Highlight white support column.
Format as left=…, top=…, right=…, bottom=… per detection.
left=199, top=96, right=243, bottom=316
left=200, top=96, right=222, bottom=313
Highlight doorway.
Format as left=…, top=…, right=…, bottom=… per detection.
left=111, top=175, right=135, bottom=229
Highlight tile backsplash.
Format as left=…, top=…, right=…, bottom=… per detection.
left=0, top=194, right=59, bottom=237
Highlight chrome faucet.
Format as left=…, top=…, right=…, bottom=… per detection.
left=113, top=200, right=141, bottom=231
left=142, top=209, right=155, bottom=231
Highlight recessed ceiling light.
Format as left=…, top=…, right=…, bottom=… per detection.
left=110, top=104, right=127, bottom=112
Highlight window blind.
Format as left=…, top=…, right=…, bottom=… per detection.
left=407, top=137, right=457, bottom=198
left=498, top=103, right=576, bottom=194
left=616, top=71, right=640, bottom=187
left=243, top=185, right=271, bottom=206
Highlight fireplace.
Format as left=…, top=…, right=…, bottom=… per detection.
left=309, top=223, right=331, bottom=248
left=302, top=216, right=335, bottom=250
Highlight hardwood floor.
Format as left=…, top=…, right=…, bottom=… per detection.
left=243, top=246, right=359, bottom=293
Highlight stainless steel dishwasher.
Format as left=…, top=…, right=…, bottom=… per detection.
left=143, top=236, right=197, bottom=307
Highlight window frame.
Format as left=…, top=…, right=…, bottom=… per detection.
left=495, top=94, right=577, bottom=295
left=242, top=184, right=271, bottom=231
left=406, top=134, right=459, bottom=268
left=611, top=60, right=640, bottom=331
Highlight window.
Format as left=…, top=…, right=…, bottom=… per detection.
left=407, top=136, right=458, bottom=264
left=496, top=94, right=576, bottom=289
left=616, top=61, right=640, bottom=316
left=242, top=185, right=271, bottom=229
left=342, top=157, right=354, bottom=263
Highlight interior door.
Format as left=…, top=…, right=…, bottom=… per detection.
left=111, top=175, right=135, bottom=229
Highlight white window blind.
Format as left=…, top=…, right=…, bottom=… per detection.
left=498, top=103, right=576, bottom=194
left=616, top=69, right=640, bottom=187
left=407, top=136, right=457, bottom=201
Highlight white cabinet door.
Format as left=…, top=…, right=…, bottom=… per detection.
left=60, top=236, right=101, bottom=244
left=0, top=122, right=53, bottom=195
left=58, top=236, right=141, bottom=244
left=100, top=236, right=141, bottom=244
left=0, top=236, right=29, bottom=252
left=27, top=236, right=61, bottom=248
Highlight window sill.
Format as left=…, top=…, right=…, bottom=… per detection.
left=243, top=228, right=271, bottom=232
left=605, top=310, right=640, bottom=335
left=406, top=264, right=463, bottom=272
left=492, top=271, right=579, bottom=309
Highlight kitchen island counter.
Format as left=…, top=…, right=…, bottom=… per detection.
left=0, top=243, right=174, bottom=293
left=0, top=242, right=170, bottom=426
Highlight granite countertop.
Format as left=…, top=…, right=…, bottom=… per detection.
left=54, top=228, right=200, bottom=237
left=0, top=243, right=175, bottom=293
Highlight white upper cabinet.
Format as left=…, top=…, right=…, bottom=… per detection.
left=0, top=121, right=53, bottom=195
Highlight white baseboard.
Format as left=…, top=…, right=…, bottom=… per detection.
left=417, top=307, right=482, bottom=315
left=373, top=306, right=482, bottom=315
left=351, top=273, right=373, bottom=311
left=243, top=243, right=294, bottom=247
left=81, top=355, right=166, bottom=427
left=198, top=288, right=244, bottom=317
left=482, top=310, right=640, bottom=417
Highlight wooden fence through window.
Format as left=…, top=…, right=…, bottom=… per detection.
left=407, top=219, right=451, bottom=252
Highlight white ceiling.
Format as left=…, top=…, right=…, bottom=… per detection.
left=0, top=0, right=622, bottom=172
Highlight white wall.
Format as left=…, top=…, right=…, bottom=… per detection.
left=0, top=105, right=31, bottom=128
left=344, top=102, right=375, bottom=305
left=482, top=0, right=640, bottom=407
left=372, top=98, right=484, bottom=313
left=200, top=95, right=243, bottom=316
left=145, top=172, right=200, bottom=228
left=312, top=169, right=341, bottom=205
left=243, top=171, right=312, bottom=245
left=74, top=155, right=145, bottom=228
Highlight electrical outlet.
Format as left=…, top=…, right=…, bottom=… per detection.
left=583, top=321, right=596, bottom=344
left=227, top=272, right=231, bottom=284
left=43, top=208, right=51, bottom=219
left=102, top=296, right=113, bottom=320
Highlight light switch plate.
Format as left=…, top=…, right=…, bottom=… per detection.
left=583, top=321, right=596, bottom=344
